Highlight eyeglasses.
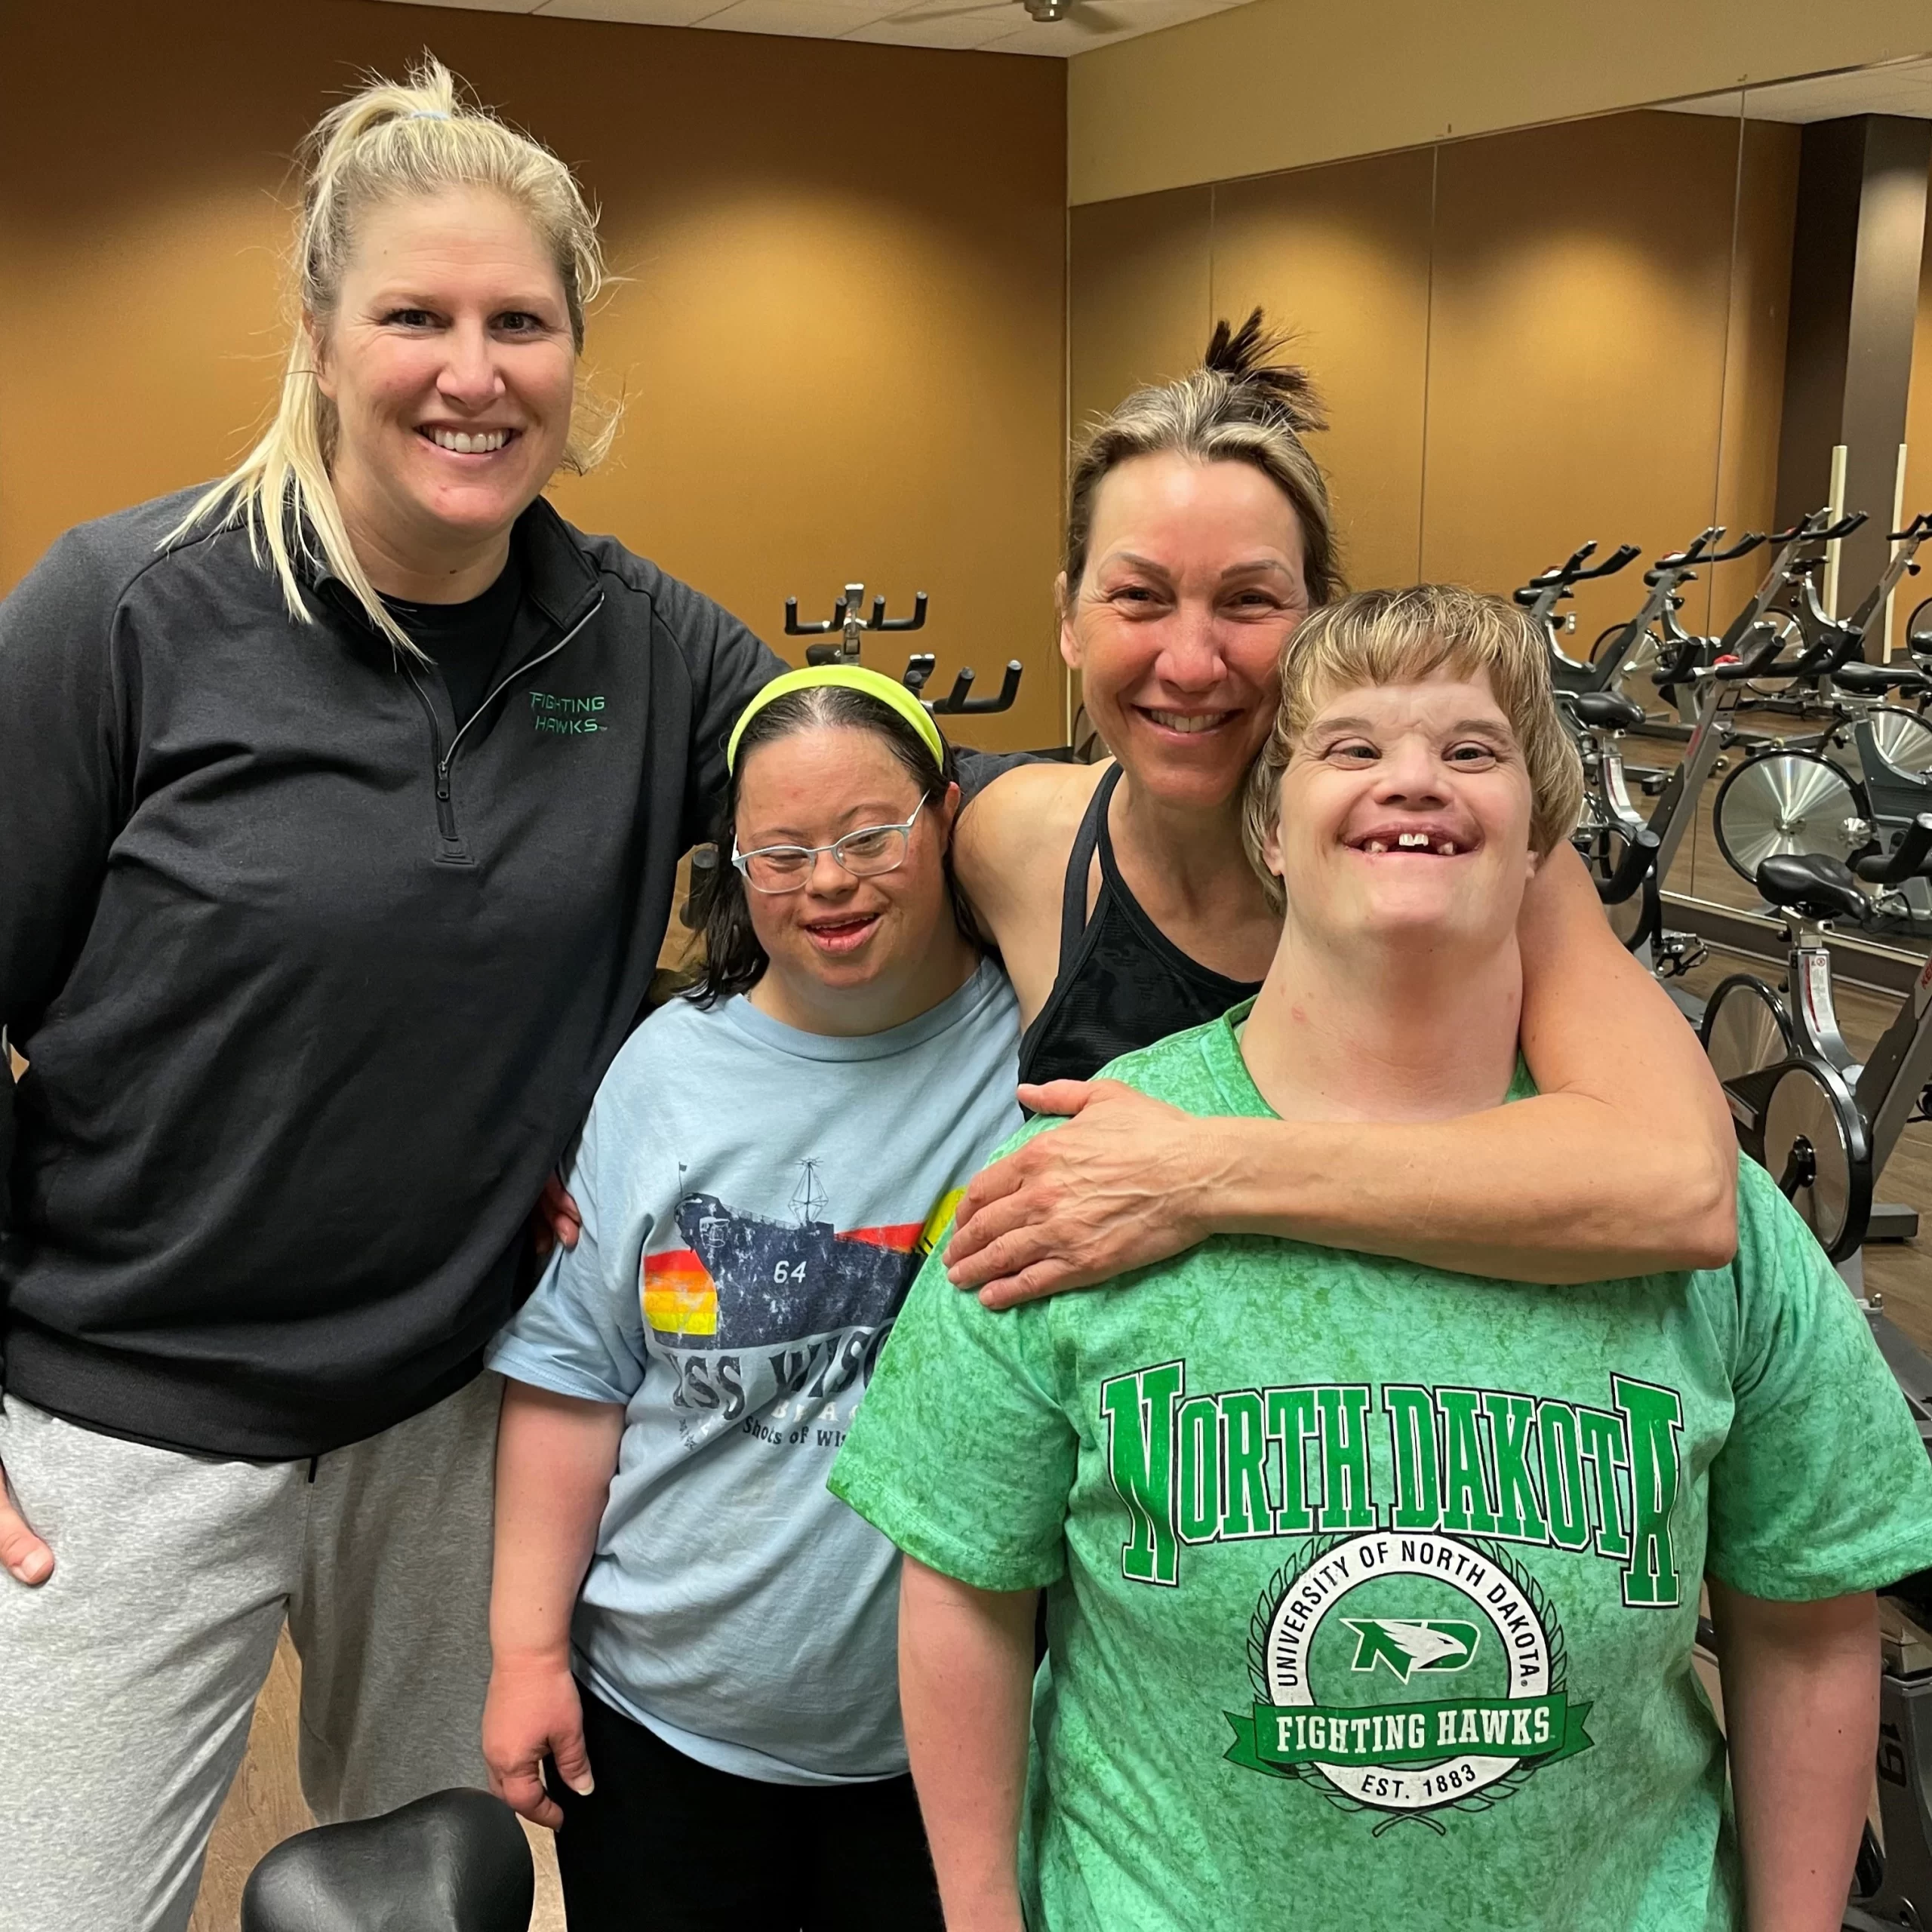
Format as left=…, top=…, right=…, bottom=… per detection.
left=731, top=795, right=930, bottom=895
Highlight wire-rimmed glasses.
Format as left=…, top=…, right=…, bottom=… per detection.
left=731, top=795, right=929, bottom=895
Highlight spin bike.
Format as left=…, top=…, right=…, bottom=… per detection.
left=1540, top=515, right=1848, bottom=958
left=1696, top=832, right=1932, bottom=1932
left=1710, top=515, right=1932, bottom=912
left=1520, top=528, right=1771, bottom=952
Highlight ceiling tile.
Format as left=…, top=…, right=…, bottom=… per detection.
left=532, top=0, right=733, bottom=20
left=695, top=0, right=888, bottom=33
left=377, top=0, right=1263, bottom=55
left=845, top=11, right=1027, bottom=51
left=383, top=0, right=546, bottom=12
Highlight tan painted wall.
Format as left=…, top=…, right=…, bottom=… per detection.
left=1069, top=0, right=1927, bottom=206
left=1069, top=110, right=1800, bottom=648
left=1905, top=173, right=1932, bottom=651
left=0, top=0, right=1068, bottom=748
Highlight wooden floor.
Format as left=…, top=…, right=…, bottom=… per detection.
left=187, top=1631, right=567, bottom=1930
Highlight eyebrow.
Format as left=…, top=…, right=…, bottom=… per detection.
left=1109, top=551, right=1297, bottom=583
left=1315, top=715, right=1516, bottom=740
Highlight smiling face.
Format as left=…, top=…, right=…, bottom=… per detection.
left=1063, top=451, right=1309, bottom=811
left=1266, top=668, right=1537, bottom=959
left=312, top=186, right=576, bottom=587
left=735, top=724, right=961, bottom=1029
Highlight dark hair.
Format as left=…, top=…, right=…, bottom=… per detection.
left=687, top=685, right=977, bottom=1008
left=1063, top=308, right=1338, bottom=606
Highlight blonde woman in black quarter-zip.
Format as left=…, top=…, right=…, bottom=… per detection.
left=0, top=60, right=784, bottom=1932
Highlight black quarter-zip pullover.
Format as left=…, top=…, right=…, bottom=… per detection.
left=0, top=488, right=784, bottom=1457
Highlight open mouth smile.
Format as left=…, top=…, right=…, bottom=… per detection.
left=1346, top=826, right=1472, bottom=857
left=418, top=426, right=518, bottom=456
left=802, top=912, right=881, bottom=954
left=1135, top=707, right=1241, bottom=737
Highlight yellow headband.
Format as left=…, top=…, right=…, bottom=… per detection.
left=726, top=665, right=947, bottom=774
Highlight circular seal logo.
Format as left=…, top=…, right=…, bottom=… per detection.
left=1225, top=1530, right=1592, bottom=1824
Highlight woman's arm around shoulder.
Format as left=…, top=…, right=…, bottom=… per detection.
left=945, top=843, right=1736, bottom=1304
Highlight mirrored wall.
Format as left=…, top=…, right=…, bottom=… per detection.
left=1068, top=56, right=1932, bottom=946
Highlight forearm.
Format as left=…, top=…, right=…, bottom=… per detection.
left=1709, top=1579, right=1878, bottom=1932
left=1195, top=851, right=1736, bottom=1283
left=1513, top=842, right=1737, bottom=1271
left=898, top=1558, right=1036, bottom=1932
left=1189, top=1091, right=1732, bottom=1284
left=491, top=1381, right=625, bottom=1667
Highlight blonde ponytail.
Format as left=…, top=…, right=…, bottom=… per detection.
left=168, top=58, right=617, bottom=654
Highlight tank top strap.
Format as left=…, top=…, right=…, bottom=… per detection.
left=1055, top=764, right=1123, bottom=978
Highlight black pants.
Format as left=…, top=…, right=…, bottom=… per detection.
left=551, top=1682, right=945, bottom=1931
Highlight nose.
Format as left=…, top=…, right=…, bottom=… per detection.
left=1152, top=599, right=1229, bottom=694
left=1373, top=734, right=1449, bottom=806
left=436, top=318, right=506, bottom=411
left=805, top=844, right=857, bottom=898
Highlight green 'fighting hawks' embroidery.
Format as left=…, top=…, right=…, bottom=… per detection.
left=530, top=691, right=607, bottom=737
left=1097, top=1367, right=1685, bottom=1607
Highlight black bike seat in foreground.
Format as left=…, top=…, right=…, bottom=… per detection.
left=1835, top=660, right=1929, bottom=696
left=1564, top=691, right=1647, bottom=731
left=1756, top=853, right=1869, bottom=924
left=241, top=1789, right=534, bottom=1932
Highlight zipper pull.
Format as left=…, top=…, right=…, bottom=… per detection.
left=436, top=764, right=451, bottom=802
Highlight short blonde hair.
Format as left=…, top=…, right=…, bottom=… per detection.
left=1241, top=583, right=1585, bottom=907
left=169, top=58, right=617, bottom=656
left=1063, top=311, right=1339, bottom=607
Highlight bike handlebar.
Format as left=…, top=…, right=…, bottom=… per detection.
left=1710, top=627, right=1787, bottom=681
left=1854, top=813, right=1932, bottom=886
left=1595, top=825, right=1660, bottom=906
left=1514, top=540, right=1641, bottom=607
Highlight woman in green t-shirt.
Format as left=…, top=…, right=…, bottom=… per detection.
left=832, top=584, right=1932, bottom=1932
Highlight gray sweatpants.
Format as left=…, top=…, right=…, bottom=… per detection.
left=0, top=1374, right=501, bottom=1932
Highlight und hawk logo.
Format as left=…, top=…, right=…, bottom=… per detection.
left=1344, top=1618, right=1479, bottom=1681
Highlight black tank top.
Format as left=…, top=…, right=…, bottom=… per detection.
left=1016, top=764, right=1265, bottom=1085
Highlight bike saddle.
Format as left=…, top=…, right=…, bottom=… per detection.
left=1834, top=660, right=1927, bottom=696
left=240, top=1789, right=534, bottom=1932
left=1755, top=854, right=1869, bottom=924
left=1564, top=691, right=1646, bottom=731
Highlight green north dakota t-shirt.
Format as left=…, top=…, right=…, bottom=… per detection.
left=830, top=1005, right=1932, bottom=1932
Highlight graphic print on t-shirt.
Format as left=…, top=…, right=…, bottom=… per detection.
left=642, top=1161, right=961, bottom=1451
left=1100, top=1361, right=1694, bottom=1829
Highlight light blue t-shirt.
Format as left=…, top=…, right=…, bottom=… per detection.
left=489, top=959, right=1020, bottom=1784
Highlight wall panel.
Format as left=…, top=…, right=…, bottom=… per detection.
left=1709, top=119, right=1803, bottom=629
left=0, top=0, right=1067, bottom=747
left=1211, top=149, right=1434, bottom=592
left=1420, top=111, right=1743, bottom=643
left=1066, top=186, right=1214, bottom=438
left=1903, top=164, right=1932, bottom=652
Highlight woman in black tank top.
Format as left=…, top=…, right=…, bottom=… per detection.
left=1017, top=764, right=1261, bottom=1086
left=946, top=312, right=1736, bottom=1302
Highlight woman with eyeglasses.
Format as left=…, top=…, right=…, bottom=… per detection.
left=480, top=666, right=1016, bottom=1930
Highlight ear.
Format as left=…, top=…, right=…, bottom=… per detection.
left=306, top=310, right=337, bottom=403
left=1056, top=571, right=1081, bottom=672
left=1260, top=796, right=1287, bottom=881
left=936, top=779, right=963, bottom=835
